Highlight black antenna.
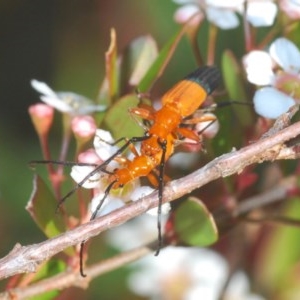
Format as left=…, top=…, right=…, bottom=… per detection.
left=154, top=139, right=168, bottom=256
left=79, top=180, right=117, bottom=277
left=54, top=135, right=150, bottom=212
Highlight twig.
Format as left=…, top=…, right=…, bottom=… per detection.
left=1, top=118, right=300, bottom=281
left=0, top=242, right=155, bottom=300
left=234, top=176, right=297, bottom=216
left=2, top=172, right=297, bottom=299
left=1, top=176, right=298, bottom=299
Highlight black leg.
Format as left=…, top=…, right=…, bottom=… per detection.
left=56, top=135, right=150, bottom=211
left=154, top=138, right=167, bottom=256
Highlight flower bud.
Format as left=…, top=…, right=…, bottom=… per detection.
left=28, top=103, right=54, bottom=136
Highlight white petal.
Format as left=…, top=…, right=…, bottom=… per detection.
left=131, top=186, right=154, bottom=201
left=90, top=192, right=106, bottom=216
left=90, top=194, right=124, bottom=217
left=130, top=186, right=171, bottom=215
left=246, top=2, right=278, bottom=27
left=206, top=7, right=239, bottom=29
left=94, top=129, right=119, bottom=161
left=127, top=247, right=230, bottom=299
left=269, top=38, right=300, bottom=73
left=206, top=0, right=244, bottom=9
left=243, top=51, right=274, bottom=85
left=70, top=165, right=101, bottom=188
left=106, top=215, right=165, bottom=251
left=188, top=249, right=228, bottom=282
left=76, top=104, right=106, bottom=114
left=57, top=92, right=106, bottom=114
left=253, top=87, right=296, bottom=119
left=225, top=271, right=249, bottom=298
left=94, top=129, right=115, bottom=144
left=31, top=80, right=57, bottom=97
left=174, top=5, right=203, bottom=25
left=195, top=113, right=220, bottom=139
left=39, top=96, right=73, bottom=113
left=147, top=203, right=171, bottom=216
left=127, top=247, right=185, bottom=296
left=169, top=152, right=199, bottom=169
left=32, top=81, right=106, bottom=115
left=89, top=105, right=106, bottom=113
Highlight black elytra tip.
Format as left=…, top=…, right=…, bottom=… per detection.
left=185, top=66, right=221, bottom=95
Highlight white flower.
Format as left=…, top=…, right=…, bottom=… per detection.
left=70, top=129, right=118, bottom=189
left=244, top=37, right=300, bottom=118
left=31, top=79, right=106, bottom=115
left=70, top=165, right=103, bottom=189
left=173, top=0, right=277, bottom=29
left=128, top=247, right=228, bottom=299
left=93, top=129, right=119, bottom=162
left=126, top=247, right=266, bottom=300
left=253, top=87, right=296, bottom=119
left=243, top=51, right=275, bottom=85
left=245, top=0, right=277, bottom=27
left=206, top=6, right=240, bottom=29
left=90, top=192, right=128, bottom=217
left=195, top=112, right=220, bottom=139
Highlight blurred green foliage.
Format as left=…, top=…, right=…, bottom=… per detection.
left=1, top=1, right=300, bottom=299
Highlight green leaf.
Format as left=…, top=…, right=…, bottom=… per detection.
left=174, top=197, right=218, bottom=247
left=101, top=94, right=143, bottom=139
left=212, top=50, right=254, bottom=157
left=254, top=198, right=300, bottom=292
left=121, top=35, right=158, bottom=88
left=137, top=24, right=189, bottom=92
left=26, top=175, right=75, bottom=256
left=221, top=50, right=253, bottom=128
left=26, top=175, right=67, bottom=238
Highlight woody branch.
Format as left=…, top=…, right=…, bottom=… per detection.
left=0, top=111, right=300, bottom=282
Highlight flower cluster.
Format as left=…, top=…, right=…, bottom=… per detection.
left=125, top=247, right=265, bottom=300
left=173, top=0, right=278, bottom=29
left=244, top=37, right=300, bottom=119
